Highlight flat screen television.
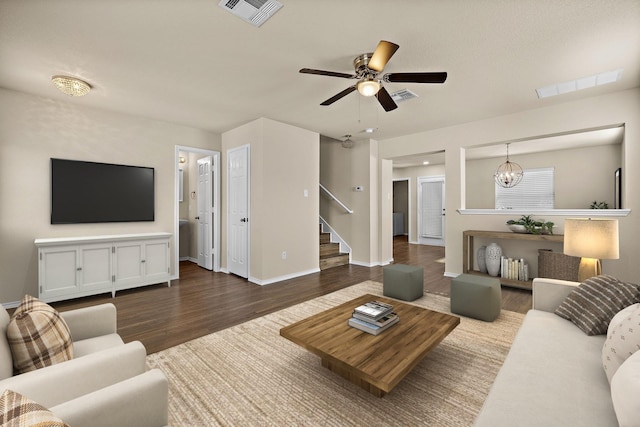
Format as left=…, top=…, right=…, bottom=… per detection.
left=51, top=158, right=155, bottom=224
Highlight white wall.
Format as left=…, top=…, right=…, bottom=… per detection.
left=0, top=88, right=220, bottom=304
left=380, top=88, right=640, bottom=283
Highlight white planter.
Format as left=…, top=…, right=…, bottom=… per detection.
left=477, top=246, right=487, bottom=273
left=485, top=243, right=502, bottom=277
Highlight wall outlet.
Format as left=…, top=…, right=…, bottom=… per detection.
left=281, top=251, right=287, bottom=260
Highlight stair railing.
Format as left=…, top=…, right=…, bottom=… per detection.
left=319, top=183, right=354, bottom=214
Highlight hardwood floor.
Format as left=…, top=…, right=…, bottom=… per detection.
left=51, top=236, right=532, bottom=354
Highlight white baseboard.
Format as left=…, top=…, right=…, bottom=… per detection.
left=249, top=268, right=321, bottom=286
left=444, top=271, right=459, bottom=278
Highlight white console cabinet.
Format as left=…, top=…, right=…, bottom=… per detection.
left=35, top=233, right=171, bottom=303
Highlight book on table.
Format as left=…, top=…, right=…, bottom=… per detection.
left=353, top=301, right=393, bottom=321
left=348, top=312, right=399, bottom=335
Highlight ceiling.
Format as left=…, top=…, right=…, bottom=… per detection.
left=1, top=1, right=639, bottom=148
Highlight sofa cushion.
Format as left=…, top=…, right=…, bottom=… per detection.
left=555, top=275, right=640, bottom=335
left=0, top=389, right=69, bottom=427
left=603, top=303, right=640, bottom=382
left=475, top=310, right=617, bottom=427
left=611, top=350, right=640, bottom=427
left=6, top=295, right=74, bottom=375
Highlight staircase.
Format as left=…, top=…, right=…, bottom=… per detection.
left=319, top=225, right=350, bottom=270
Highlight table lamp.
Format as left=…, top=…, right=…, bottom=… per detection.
left=563, top=218, right=619, bottom=282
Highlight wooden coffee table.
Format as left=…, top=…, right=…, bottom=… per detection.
left=280, top=294, right=460, bottom=397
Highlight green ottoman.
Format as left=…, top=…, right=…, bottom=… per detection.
left=383, top=264, right=424, bottom=301
left=450, top=274, right=502, bottom=322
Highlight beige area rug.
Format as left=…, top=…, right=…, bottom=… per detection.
left=147, top=281, right=524, bottom=427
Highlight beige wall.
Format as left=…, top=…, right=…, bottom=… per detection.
left=379, top=88, right=640, bottom=283
left=0, top=88, right=220, bottom=304
left=320, top=136, right=381, bottom=266
left=221, top=118, right=319, bottom=283
left=466, top=144, right=621, bottom=209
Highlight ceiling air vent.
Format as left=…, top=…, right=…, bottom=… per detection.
left=390, top=89, right=418, bottom=103
left=218, top=0, right=283, bottom=27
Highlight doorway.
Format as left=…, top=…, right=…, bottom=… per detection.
left=227, top=145, right=250, bottom=279
left=392, top=179, right=409, bottom=237
left=417, top=175, right=445, bottom=246
left=174, top=146, right=220, bottom=276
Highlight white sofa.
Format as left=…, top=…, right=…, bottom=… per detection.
left=475, top=277, right=625, bottom=427
left=1, top=303, right=168, bottom=427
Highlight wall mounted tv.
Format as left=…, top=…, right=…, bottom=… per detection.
left=51, top=158, right=155, bottom=224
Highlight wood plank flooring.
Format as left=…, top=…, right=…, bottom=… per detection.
left=51, top=236, right=532, bottom=354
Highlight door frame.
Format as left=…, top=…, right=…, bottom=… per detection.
left=226, top=144, right=250, bottom=279
left=392, top=178, right=411, bottom=240
left=417, top=175, right=445, bottom=246
left=174, top=146, right=220, bottom=278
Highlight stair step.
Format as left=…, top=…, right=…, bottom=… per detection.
left=320, top=242, right=340, bottom=257
left=319, top=252, right=350, bottom=270
left=320, top=233, right=331, bottom=244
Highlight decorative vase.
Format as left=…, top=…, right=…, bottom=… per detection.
left=477, top=246, right=487, bottom=273
left=484, top=243, right=502, bottom=277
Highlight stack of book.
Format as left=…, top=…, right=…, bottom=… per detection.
left=348, top=300, right=399, bottom=335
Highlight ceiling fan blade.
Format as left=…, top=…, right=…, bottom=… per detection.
left=368, top=40, right=400, bottom=72
left=384, top=72, right=448, bottom=84
left=299, top=68, right=356, bottom=79
left=375, top=86, right=398, bottom=112
left=320, top=85, right=357, bottom=106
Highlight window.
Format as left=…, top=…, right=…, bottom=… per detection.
left=495, top=167, right=554, bottom=209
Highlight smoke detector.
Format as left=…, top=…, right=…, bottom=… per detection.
left=218, top=0, right=283, bottom=27
left=341, top=135, right=354, bottom=149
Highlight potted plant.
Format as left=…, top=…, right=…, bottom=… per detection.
left=506, top=215, right=554, bottom=234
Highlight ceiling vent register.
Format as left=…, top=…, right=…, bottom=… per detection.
left=219, top=0, right=283, bottom=27
left=390, top=89, right=418, bottom=103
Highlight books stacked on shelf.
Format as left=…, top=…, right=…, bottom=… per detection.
left=348, top=301, right=399, bottom=335
left=500, top=256, right=529, bottom=281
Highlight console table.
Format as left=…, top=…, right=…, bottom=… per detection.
left=463, top=230, right=564, bottom=290
left=35, top=232, right=172, bottom=303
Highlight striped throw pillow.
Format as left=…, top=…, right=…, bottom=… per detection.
left=6, top=295, right=73, bottom=375
left=0, top=389, right=68, bottom=427
left=555, top=275, right=640, bottom=335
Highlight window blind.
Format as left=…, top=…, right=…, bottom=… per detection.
left=495, top=167, right=554, bottom=209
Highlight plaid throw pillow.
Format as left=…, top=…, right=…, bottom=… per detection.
left=555, top=275, right=640, bottom=335
left=0, top=389, right=69, bottom=427
left=6, top=295, right=74, bottom=375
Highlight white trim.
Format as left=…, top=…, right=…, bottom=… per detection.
left=444, top=271, right=458, bottom=278
left=457, top=208, right=631, bottom=217
left=249, top=268, right=320, bottom=286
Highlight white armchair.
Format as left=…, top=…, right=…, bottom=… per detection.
left=1, top=303, right=168, bottom=427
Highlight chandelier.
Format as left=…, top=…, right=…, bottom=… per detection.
left=494, top=143, right=523, bottom=188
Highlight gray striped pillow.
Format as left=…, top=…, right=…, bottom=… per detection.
left=555, top=275, right=640, bottom=335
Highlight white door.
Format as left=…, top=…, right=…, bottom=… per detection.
left=418, top=176, right=445, bottom=246
left=227, top=145, right=249, bottom=278
left=197, top=156, right=213, bottom=270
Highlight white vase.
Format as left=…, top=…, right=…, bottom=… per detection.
left=485, top=243, right=502, bottom=277
left=477, top=246, right=487, bottom=273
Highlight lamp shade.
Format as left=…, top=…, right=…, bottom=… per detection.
left=563, top=218, right=619, bottom=260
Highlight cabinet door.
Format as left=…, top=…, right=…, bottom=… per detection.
left=143, top=240, right=169, bottom=282
left=113, top=242, right=144, bottom=289
left=78, top=244, right=112, bottom=292
left=39, top=247, right=79, bottom=301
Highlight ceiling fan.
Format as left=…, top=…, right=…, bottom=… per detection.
left=300, top=40, right=447, bottom=112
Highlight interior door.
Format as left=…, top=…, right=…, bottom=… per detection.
left=418, top=176, right=445, bottom=246
left=227, top=145, right=249, bottom=278
left=197, top=156, right=213, bottom=270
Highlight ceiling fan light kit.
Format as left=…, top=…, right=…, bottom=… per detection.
left=300, top=40, right=447, bottom=112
